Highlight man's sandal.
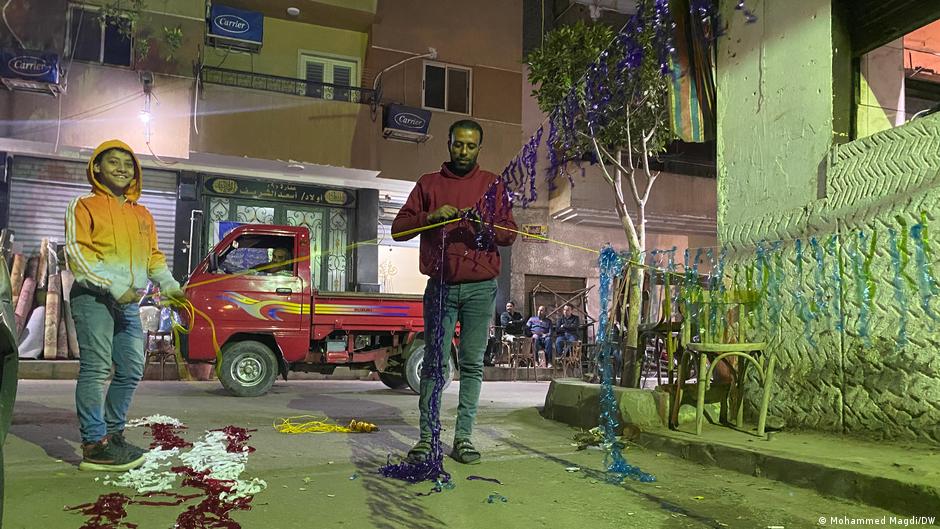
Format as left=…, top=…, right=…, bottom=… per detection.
left=450, top=438, right=481, bottom=465
left=406, top=439, right=432, bottom=464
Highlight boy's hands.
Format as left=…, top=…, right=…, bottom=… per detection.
left=117, top=288, right=139, bottom=305
left=163, top=287, right=187, bottom=305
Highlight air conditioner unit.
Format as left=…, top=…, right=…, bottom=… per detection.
left=383, top=104, right=432, bottom=144
left=206, top=4, right=263, bottom=53
left=0, top=49, right=64, bottom=96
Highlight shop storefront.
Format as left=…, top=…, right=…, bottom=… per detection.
left=7, top=156, right=178, bottom=266
left=201, top=175, right=358, bottom=292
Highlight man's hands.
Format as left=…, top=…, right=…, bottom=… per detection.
left=428, top=205, right=480, bottom=225
left=428, top=205, right=459, bottom=224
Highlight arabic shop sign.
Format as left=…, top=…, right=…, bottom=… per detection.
left=206, top=177, right=354, bottom=207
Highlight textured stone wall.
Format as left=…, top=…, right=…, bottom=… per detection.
left=723, top=114, right=940, bottom=443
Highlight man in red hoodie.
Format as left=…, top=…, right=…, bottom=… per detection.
left=392, top=119, right=516, bottom=465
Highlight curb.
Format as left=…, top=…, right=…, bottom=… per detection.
left=636, top=430, right=940, bottom=518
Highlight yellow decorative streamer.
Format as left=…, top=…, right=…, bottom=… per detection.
left=274, top=415, right=379, bottom=434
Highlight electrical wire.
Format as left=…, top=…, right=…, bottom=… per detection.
left=1, top=0, right=24, bottom=49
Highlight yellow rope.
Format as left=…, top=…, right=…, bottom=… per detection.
left=151, top=213, right=677, bottom=391
left=274, top=415, right=379, bottom=434
left=181, top=218, right=462, bottom=291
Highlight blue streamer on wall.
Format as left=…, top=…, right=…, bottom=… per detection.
left=887, top=228, right=909, bottom=348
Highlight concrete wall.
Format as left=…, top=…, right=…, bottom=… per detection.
left=717, top=0, right=940, bottom=443
left=191, top=84, right=370, bottom=167
left=0, top=64, right=191, bottom=159
left=364, top=0, right=523, bottom=183
left=217, top=18, right=369, bottom=80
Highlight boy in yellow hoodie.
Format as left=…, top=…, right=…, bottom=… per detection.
left=66, top=140, right=184, bottom=471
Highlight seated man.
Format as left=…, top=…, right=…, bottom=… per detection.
left=499, top=301, right=524, bottom=340
left=252, top=247, right=293, bottom=276
left=554, top=303, right=580, bottom=358
left=525, top=305, right=553, bottom=367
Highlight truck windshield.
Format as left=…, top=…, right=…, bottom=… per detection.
left=216, top=234, right=295, bottom=276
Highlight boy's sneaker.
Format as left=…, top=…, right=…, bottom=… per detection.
left=79, top=436, right=146, bottom=472
left=108, top=431, right=147, bottom=460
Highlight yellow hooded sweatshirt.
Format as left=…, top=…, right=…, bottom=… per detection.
left=65, top=140, right=180, bottom=301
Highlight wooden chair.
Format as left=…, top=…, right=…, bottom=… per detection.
left=141, top=306, right=177, bottom=380
left=552, top=340, right=582, bottom=378
left=669, top=289, right=777, bottom=437
left=508, top=337, right=538, bottom=381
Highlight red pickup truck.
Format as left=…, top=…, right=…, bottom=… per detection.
left=179, top=224, right=454, bottom=396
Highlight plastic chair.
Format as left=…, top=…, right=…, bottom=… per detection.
left=670, top=289, right=776, bottom=437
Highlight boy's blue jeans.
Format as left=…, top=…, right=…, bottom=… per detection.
left=71, top=289, right=144, bottom=444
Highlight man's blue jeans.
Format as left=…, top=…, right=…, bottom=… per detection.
left=554, top=332, right=579, bottom=358
left=419, top=278, right=496, bottom=440
left=533, top=335, right=553, bottom=364
left=72, top=290, right=144, bottom=444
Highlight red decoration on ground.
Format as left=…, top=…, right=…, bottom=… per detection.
left=172, top=466, right=254, bottom=529
left=212, top=426, right=257, bottom=453
left=147, top=423, right=192, bottom=450
left=65, top=492, right=137, bottom=529
left=135, top=491, right=202, bottom=507
left=68, top=424, right=259, bottom=529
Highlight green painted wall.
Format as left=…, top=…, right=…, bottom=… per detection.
left=212, top=18, right=368, bottom=81
left=717, top=0, right=842, bottom=232
left=717, top=0, right=940, bottom=443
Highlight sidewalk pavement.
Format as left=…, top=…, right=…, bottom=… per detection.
left=542, top=379, right=940, bottom=519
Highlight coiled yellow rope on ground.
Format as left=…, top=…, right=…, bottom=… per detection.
left=274, top=415, right=379, bottom=434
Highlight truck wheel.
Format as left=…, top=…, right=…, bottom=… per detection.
left=378, top=371, right=407, bottom=390
left=405, top=344, right=454, bottom=395
left=219, top=341, right=278, bottom=397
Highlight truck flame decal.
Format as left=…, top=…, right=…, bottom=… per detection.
left=220, top=292, right=309, bottom=321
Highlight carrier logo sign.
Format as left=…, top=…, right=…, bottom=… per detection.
left=8, top=55, right=52, bottom=77
left=384, top=104, right=432, bottom=135
left=394, top=112, right=426, bottom=130
left=214, top=14, right=250, bottom=33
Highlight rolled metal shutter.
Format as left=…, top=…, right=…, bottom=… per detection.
left=9, top=156, right=178, bottom=270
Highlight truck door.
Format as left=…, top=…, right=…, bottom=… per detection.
left=191, top=232, right=306, bottom=340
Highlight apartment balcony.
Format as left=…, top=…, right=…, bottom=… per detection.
left=200, top=66, right=375, bottom=105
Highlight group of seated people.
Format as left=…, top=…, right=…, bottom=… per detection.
left=499, top=301, right=581, bottom=367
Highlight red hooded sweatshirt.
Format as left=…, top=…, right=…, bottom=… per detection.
left=392, top=163, right=516, bottom=284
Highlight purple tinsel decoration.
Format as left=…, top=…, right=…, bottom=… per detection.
left=380, top=234, right=451, bottom=487
left=545, top=110, right=562, bottom=191
left=522, top=126, right=543, bottom=205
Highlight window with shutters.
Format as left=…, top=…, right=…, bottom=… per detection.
left=66, top=4, right=133, bottom=67
left=423, top=61, right=472, bottom=114
left=298, top=54, right=359, bottom=102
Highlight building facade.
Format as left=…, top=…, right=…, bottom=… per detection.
left=0, top=0, right=524, bottom=296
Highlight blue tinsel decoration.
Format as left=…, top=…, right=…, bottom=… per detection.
left=597, top=246, right=655, bottom=484
left=888, top=228, right=909, bottom=348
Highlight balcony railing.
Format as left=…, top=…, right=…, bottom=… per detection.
left=200, top=66, right=375, bottom=105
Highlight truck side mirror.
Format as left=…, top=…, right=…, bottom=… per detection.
left=208, top=252, right=219, bottom=273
